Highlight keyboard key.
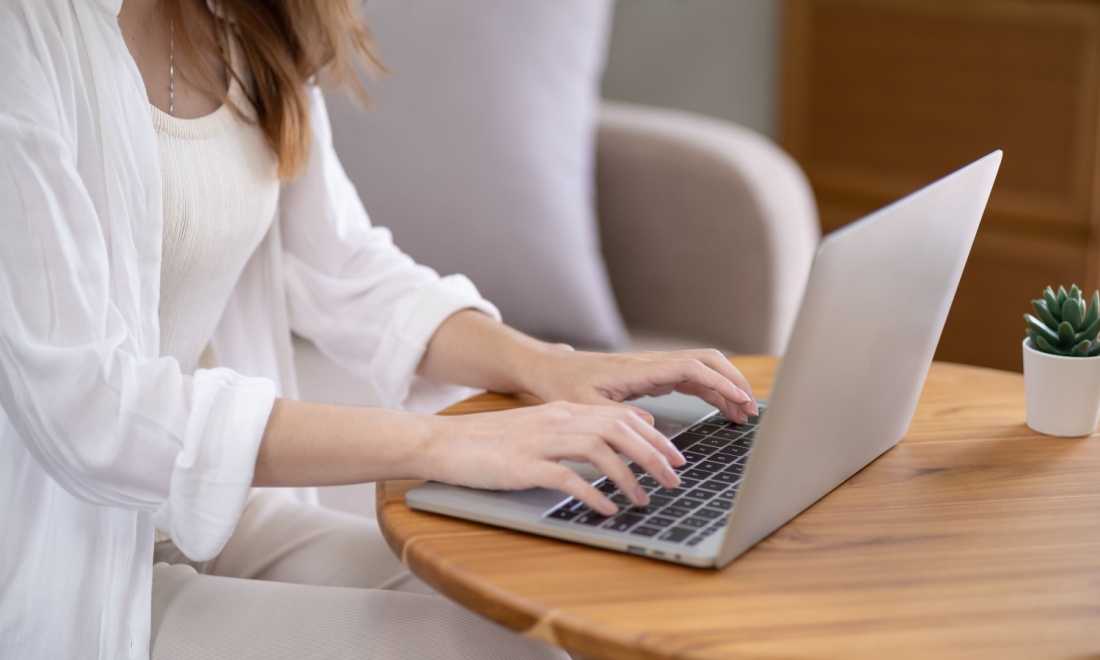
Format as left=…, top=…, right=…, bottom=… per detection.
left=688, top=423, right=721, bottom=435
left=662, top=505, right=692, bottom=519
left=597, top=480, right=617, bottom=494
left=697, top=480, right=727, bottom=492
left=681, top=517, right=708, bottom=529
left=658, top=527, right=695, bottom=543
left=723, top=463, right=746, bottom=476
left=628, top=462, right=646, bottom=475
left=546, top=507, right=579, bottom=521
left=637, top=476, right=659, bottom=490
left=630, top=525, right=660, bottom=538
left=684, top=468, right=714, bottom=480
left=686, top=489, right=717, bottom=501
left=708, top=452, right=737, bottom=465
left=680, top=450, right=706, bottom=464
left=675, top=497, right=705, bottom=510
left=647, top=517, right=675, bottom=528
left=688, top=443, right=718, bottom=455
left=648, top=494, right=673, bottom=508
left=711, top=472, right=738, bottom=484
left=700, top=436, right=728, bottom=448
left=695, top=507, right=725, bottom=520
left=567, top=499, right=589, bottom=511
left=672, top=431, right=707, bottom=451
left=697, top=461, right=725, bottom=473
left=686, top=536, right=706, bottom=547
left=713, top=428, right=742, bottom=441
left=574, top=512, right=609, bottom=526
left=603, top=513, right=645, bottom=532
left=708, top=498, right=733, bottom=511
left=610, top=493, right=632, bottom=506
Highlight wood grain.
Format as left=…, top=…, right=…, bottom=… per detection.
left=780, top=0, right=1100, bottom=373
left=377, top=357, right=1100, bottom=659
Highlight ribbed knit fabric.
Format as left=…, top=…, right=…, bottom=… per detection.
left=152, top=40, right=277, bottom=546
left=154, top=40, right=279, bottom=376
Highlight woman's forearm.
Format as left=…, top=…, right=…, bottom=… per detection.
left=415, top=309, right=569, bottom=396
left=254, top=311, right=563, bottom=489
left=253, top=398, right=439, bottom=487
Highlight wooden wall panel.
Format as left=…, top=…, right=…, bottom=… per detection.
left=782, top=0, right=1100, bottom=371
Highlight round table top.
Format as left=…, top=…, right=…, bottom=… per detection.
left=377, top=356, right=1100, bottom=659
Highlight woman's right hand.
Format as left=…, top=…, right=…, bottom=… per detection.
left=422, top=402, right=687, bottom=516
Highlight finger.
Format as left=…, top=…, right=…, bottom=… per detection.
left=676, top=382, right=748, bottom=424
left=571, top=396, right=686, bottom=467
left=557, top=434, right=649, bottom=507
left=649, top=358, right=752, bottom=410
left=539, top=463, right=618, bottom=515
left=589, top=412, right=681, bottom=489
left=683, top=350, right=758, bottom=415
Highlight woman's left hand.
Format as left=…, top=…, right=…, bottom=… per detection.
left=522, top=346, right=758, bottom=425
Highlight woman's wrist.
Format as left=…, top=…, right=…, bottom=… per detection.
left=500, top=337, right=577, bottom=400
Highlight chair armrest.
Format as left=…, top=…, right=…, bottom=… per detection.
left=595, top=102, right=819, bottom=354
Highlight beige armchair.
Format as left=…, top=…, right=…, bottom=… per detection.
left=594, top=101, right=818, bottom=355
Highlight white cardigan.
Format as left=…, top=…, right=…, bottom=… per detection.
left=0, top=1, right=497, bottom=658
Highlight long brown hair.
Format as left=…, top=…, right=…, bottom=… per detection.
left=163, top=0, right=382, bottom=179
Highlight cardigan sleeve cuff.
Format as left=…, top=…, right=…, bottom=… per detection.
left=371, top=274, right=501, bottom=413
left=149, top=369, right=277, bottom=562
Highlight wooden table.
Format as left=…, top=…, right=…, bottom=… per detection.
left=376, top=356, right=1100, bottom=659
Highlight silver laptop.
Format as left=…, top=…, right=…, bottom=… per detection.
left=407, top=151, right=1002, bottom=568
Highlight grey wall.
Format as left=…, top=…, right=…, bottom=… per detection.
left=601, top=0, right=781, bottom=138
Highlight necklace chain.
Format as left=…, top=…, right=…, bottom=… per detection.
left=168, top=19, right=175, bottom=117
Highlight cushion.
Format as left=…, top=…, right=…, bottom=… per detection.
left=325, top=0, right=628, bottom=348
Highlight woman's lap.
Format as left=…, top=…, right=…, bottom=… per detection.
left=150, top=490, right=565, bottom=659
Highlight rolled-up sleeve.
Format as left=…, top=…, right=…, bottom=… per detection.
left=281, top=87, right=500, bottom=411
left=0, top=54, right=275, bottom=562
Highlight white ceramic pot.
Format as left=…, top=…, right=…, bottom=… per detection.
left=1022, top=338, right=1100, bottom=437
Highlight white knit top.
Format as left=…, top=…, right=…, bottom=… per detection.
left=154, top=41, right=279, bottom=375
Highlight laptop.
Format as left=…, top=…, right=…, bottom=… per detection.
left=407, top=151, right=1002, bottom=568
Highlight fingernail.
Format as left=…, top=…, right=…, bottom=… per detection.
left=669, top=446, right=686, bottom=466
left=597, top=499, right=618, bottom=516
left=749, top=399, right=759, bottom=415
left=660, top=466, right=681, bottom=488
left=633, top=486, right=649, bottom=506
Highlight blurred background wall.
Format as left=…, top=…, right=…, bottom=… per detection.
left=602, top=0, right=781, bottom=138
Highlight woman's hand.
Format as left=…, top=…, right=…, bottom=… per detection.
left=423, top=401, right=686, bottom=515
left=520, top=345, right=758, bottom=425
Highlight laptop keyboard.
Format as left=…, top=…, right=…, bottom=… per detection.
left=543, top=407, right=763, bottom=547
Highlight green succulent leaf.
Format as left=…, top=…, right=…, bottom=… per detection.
left=1089, top=341, right=1100, bottom=357
left=1084, top=291, right=1100, bottom=328
left=1063, top=297, right=1083, bottom=328
left=1035, top=334, right=1069, bottom=355
left=1071, top=339, right=1092, bottom=356
left=1057, top=286, right=1068, bottom=307
left=1044, top=287, right=1062, bottom=321
left=1070, top=284, right=1082, bottom=302
left=1025, top=314, right=1060, bottom=344
left=1058, top=320, right=1076, bottom=345
left=1077, top=315, right=1100, bottom=344
left=1031, top=299, right=1059, bottom=329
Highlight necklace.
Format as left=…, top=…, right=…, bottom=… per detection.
left=168, top=19, right=175, bottom=116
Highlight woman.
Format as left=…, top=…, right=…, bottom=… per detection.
left=0, top=0, right=757, bottom=658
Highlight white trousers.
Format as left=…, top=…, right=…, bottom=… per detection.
left=150, top=490, right=567, bottom=659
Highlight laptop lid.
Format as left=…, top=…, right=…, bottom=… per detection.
left=716, top=150, right=1002, bottom=565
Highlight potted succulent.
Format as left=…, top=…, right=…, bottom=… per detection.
left=1023, top=284, right=1100, bottom=436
